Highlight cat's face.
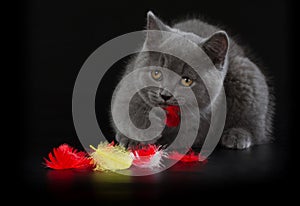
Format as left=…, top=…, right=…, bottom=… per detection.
left=130, top=12, right=229, bottom=111
left=135, top=52, right=210, bottom=110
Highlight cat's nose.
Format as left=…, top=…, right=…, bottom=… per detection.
left=160, top=94, right=172, bottom=101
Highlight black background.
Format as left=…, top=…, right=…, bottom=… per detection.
left=21, top=0, right=295, bottom=202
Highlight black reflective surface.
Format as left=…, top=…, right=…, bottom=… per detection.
left=23, top=142, right=291, bottom=202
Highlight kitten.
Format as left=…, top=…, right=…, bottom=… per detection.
left=111, top=11, right=274, bottom=150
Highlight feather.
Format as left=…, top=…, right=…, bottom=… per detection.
left=44, top=144, right=94, bottom=170
left=131, top=144, right=166, bottom=169
left=163, top=105, right=180, bottom=127
left=168, top=149, right=200, bottom=162
left=90, top=142, right=133, bottom=171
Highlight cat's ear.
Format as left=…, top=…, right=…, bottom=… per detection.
left=147, top=11, right=170, bottom=31
left=202, top=31, right=229, bottom=69
left=145, top=11, right=171, bottom=47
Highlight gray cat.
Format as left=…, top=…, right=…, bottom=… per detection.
left=110, top=11, right=274, bottom=150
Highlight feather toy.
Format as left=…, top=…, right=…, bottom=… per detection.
left=90, top=142, right=133, bottom=171
left=44, top=144, right=93, bottom=170
left=130, top=144, right=166, bottom=168
left=163, top=105, right=180, bottom=127
left=168, top=149, right=200, bottom=162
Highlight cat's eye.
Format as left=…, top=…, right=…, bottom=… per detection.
left=181, top=77, right=193, bottom=87
left=151, top=70, right=162, bottom=80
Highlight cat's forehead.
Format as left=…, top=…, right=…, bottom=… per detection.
left=162, top=29, right=203, bottom=46
left=179, top=30, right=204, bottom=44
left=155, top=31, right=206, bottom=60
left=160, top=54, right=198, bottom=79
left=143, top=30, right=210, bottom=76
left=144, top=29, right=205, bottom=58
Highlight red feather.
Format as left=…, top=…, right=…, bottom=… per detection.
left=163, top=105, right=180, bottom=127
left=168, top=149, right=200, bottom=162
left=44, top=144, right=94, bottom=170
left=131, top=144, right=165, bottom=168
left=131, top=144, right=158, bottom=163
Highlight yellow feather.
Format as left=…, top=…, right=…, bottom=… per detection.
left=90, top=142, right=133, bottom=171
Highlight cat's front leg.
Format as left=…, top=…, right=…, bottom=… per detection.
left=116, top=103, right=165, bottom=148
left=221, top=128, right=252, bottom=149
left=115, top=132, right=141, bottom=148
left=221, top=57, right=270, bottom=149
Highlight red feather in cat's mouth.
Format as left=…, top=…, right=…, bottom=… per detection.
left=162, top=105, right=180, bottom=127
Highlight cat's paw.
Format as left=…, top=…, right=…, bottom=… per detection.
left=149, top=107, right=165, bottom=126
left=221, top=128, right=252, bottom=149
left=116, top=132, right=141, bottom=148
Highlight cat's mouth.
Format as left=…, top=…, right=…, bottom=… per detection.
left=158, top=97, right=185, bottom=107
left=146, top=90, right=186, bottom=107
left=158, top=102, right=178, bottom=106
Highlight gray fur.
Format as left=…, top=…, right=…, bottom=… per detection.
left=110, top=11, right=274, bottom=149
